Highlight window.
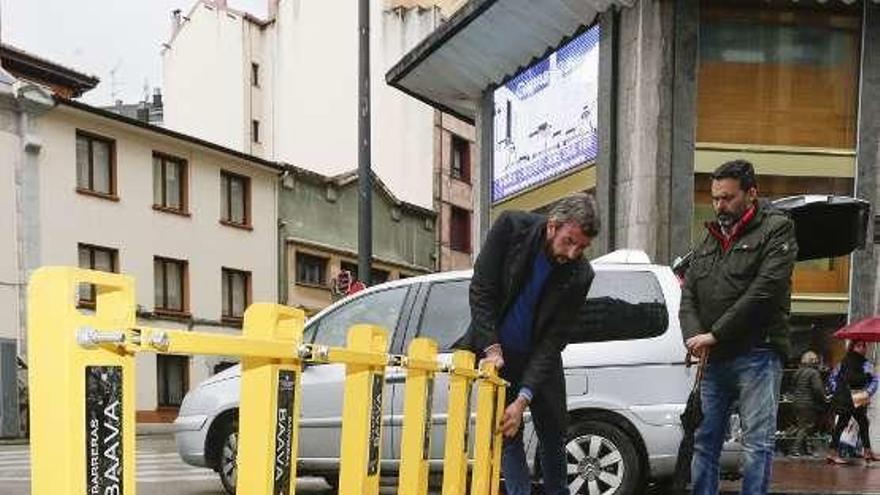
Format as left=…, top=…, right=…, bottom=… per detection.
left=251, top=62, right=260, bottom=87
left=371, top=269, right=389, bottom=285
left=220, top=171, right=250, bottom=227
left=222, top=268, right=251, bottom=320
left=418, top=279, right=470, bottom=351
left=152, top=153, right=187, bottom=213
left=340, top=261, right=389, bottom=285
left=450, top=135, right=471, bottom=182
left=296, top=252, right=328, bottom=287
left=154, top=257, right=188, bottom=313
left=697, top=5, right=860, bottom=148
left=76, top=131, right=116, bottom=197
left=157, top=355, right=188, bottom=407
left=450, top=206, right=471, bottom=253
left=875, top=216, right=879, bottom=244
left=77, top=244, right=118, bottom=303
left=574, top=271, right=669, bottom=343
left=303, top=286, right=409, bottom=348
left=251, top=119, right=260, bottom=143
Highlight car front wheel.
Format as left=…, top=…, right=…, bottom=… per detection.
left=217, top=422, right=238, bottom=495
left=564, top=420, right=642, bottom=495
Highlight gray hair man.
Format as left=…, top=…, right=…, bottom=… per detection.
left=458, top=192, right=599, bottom=494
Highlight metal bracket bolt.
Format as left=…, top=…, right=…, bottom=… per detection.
left=76, top=327, right=126, bottom=348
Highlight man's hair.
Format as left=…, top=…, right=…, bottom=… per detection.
left=548, top=192, right=600, bottom=237
left=712, top=159, right=757, bottom=191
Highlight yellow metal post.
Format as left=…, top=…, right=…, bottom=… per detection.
left=441, top=350, right=476, bottom=495
left=398, top=338, right=439, bottom=495
left=28, top=267, right=137, bottom=495
left=490, top=376, right=507, bottom=495
left=236, top=303, right=306, bottom=495
left=337, top=324, right=389, bottom=494
left=471, top=362, right=504, bottom=495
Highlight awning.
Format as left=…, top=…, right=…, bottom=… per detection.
left=386, top=0, right=627, bottom=122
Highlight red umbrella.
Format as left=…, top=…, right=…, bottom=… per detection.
left=833, top=317, right=880, bottom=342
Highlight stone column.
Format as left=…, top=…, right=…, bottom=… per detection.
left=850, top=1, right=880, bottom=322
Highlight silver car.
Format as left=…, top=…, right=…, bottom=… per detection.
left=174, top=250, right=740, bottom=494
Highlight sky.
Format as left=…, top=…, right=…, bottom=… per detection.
left=1, top=0, right=265, bottom=105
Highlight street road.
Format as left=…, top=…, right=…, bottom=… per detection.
left=0, top=434, right=335, bottom=495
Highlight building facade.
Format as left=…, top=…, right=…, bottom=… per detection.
left=390, top=0, right=880, bottom=446
left=162, top=0, right=442, bottom=210
left=278, top=165, right=436, bottom=314
left=0, top=55, right=281, bottom=431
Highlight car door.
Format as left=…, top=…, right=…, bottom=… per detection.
left=393, top=277, right=472, bottom=464
left=297, top=285, right=413, bottom=467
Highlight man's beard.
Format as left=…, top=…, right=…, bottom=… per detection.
left=716, top=211, right=740, bottom=229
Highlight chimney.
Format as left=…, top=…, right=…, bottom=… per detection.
left=214, top=0, right=228, bottom=9
left=268, top=0, right=279, bottom=19
left=136, top=101, right=149, bottom=122
left=152, top=88, right=163, bottom=108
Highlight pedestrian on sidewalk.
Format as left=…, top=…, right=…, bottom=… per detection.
left=827, top=340, right=878, bottom=465
left=790, top=350, right=827, bottom=457
left=457, top=193, right=598, bottom=495
left=680, top=160, right=798, bottom=495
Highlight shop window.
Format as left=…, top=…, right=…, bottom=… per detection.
left=697, top=5, right=860, bottom=149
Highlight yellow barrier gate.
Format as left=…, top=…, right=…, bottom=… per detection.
left=28, top=267, right=506, bottom=494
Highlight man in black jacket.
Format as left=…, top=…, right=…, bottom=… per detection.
left=459, top=193, right=598, bottom=495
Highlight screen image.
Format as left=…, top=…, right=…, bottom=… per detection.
left=492, top=24, right=600, bottom=202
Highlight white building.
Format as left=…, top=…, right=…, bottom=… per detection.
left=162, top=0, right=444, bottom=211
left=0, top=51, right=280, bottom=430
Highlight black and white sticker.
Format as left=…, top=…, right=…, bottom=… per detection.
left=85, top=365, right=124, bottom=495
left=367, top=374, right=383, bottom=476
left=273, top=370, right=297, bottom=495
left=422, top=377, right=434, bottom=460
left=462, top=382, right=473, bottom=453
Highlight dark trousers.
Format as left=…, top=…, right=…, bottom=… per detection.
left=830, top=406, right=872, bottom=451
left=792, top=406, right=821, bottom=454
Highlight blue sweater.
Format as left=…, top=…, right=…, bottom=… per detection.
left=498, top=251, right=553, bottom=401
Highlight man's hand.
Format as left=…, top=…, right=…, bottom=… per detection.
left=500, top=397, right=527, bottom=438
left=481, top=343, right=505, bottom=370
left=685, top=333, right=718, bottom=355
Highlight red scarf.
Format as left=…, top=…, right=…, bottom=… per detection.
left=706, top=205, right=756, bottom=253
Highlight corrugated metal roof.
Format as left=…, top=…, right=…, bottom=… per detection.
left=386, top=0, right=628, bottom=122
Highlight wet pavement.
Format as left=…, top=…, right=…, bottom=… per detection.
left=717, top=452, right=880, bottom=495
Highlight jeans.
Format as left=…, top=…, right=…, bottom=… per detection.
left=501, top=381, right=569, bottom=495
left=692, top=348, right=782, bottom=495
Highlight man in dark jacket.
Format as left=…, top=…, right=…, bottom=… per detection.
left=680, top=160, right=797, bottom=495
left=460, top=193, right=598, bottom=495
